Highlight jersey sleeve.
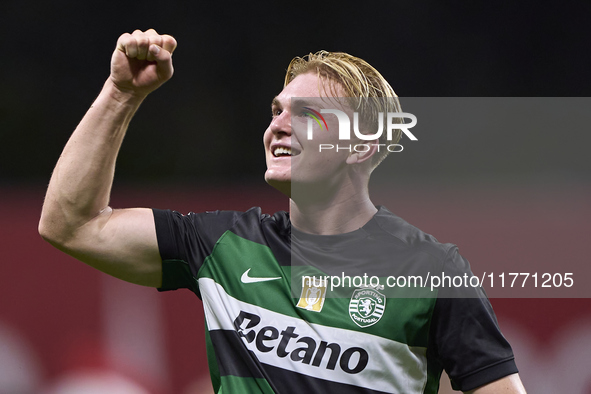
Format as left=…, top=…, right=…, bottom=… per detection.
left=152, top=208, right=244, bottom=294
left=428, top=247, right=518, bottom=391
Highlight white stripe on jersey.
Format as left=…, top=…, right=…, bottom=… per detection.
left=200, top=277, right=428, bottom=393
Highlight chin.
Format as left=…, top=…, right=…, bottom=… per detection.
left=264, top=173, right=291, bottom=197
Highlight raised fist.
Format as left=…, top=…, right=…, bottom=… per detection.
left=110, top=29, right=177, bottom=97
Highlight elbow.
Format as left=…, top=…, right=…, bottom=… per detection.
left=39, top=203, right=106, bottom=249
left=38, top=214, right=69, bottom=247
left=39, top=201, right=60, bottom=244
left=38, top=217, right=58, bottom=245
left=38, top=199, right=78, bottom=247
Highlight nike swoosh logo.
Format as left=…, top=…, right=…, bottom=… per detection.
left=241, top=268, right=281, bottom=284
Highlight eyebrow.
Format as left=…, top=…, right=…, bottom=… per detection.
left=270, top=97, right=330, bottom=112
left=271, top=97, right=281, bottom=109
left=274, top=97, right=322, bottom=108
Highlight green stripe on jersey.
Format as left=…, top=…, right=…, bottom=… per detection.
left=198, top=231, right=435, bottom=347
left=218, top=375, right=275, bottom=394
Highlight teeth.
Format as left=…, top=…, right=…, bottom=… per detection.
left=273, top=147, right=292, bottom=157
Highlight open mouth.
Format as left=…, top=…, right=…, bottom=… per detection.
left=273, top=147, right=296, bottom=157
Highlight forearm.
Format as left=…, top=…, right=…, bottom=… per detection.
left=39, top=79, right=145, bottom=243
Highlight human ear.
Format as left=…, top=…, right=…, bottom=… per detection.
left=345, top=139, right=378, bottom=165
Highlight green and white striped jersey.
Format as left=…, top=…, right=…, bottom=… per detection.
left=154, top=206, right=517, bottom=393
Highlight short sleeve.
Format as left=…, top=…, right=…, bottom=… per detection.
left=428, top=247, right=518, bottom=391
left=152, top=208, right=243, bottom=294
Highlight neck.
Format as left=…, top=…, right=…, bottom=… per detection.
left=289, top=181, right=377, bottom=235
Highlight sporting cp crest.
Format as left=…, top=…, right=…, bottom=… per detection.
left=349, top=288, right=386, bottom=328
left=296, top=280, right=327, bottom=312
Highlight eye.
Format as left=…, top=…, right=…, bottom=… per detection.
left=271, top=108, right=282, bottom=117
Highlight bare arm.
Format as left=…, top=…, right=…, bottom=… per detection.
left=39, top=29, right=177, bottom=287
left=466, top=373, right=527, bottom=394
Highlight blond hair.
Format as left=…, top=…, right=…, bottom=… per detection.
left=284, top=51, right=402, bottom=168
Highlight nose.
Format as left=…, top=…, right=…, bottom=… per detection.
left=269, top=109, right=291, bottom=136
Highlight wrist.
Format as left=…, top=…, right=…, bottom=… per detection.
left=103, top=78, right=149, bottom=106
left=87, top=79, right=146, bottom=122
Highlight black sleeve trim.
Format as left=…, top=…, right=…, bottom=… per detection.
left=153, top=208, right=179, bottom=261
left=452, top=357, right=518, bottom=391
left=159, top=259, right=198, bottom=293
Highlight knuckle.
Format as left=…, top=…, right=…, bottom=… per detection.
left=117, top=33, right=132, bottom=47
left=136, top=36, right=149, bottom=47
left=147, top=33, right=163, bottom=47
left=165, top=34, right=177, bottom=44
left=162, top=35, right=178, bottom=50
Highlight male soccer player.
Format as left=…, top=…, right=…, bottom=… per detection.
left=39, top=29, right=527, bottom=393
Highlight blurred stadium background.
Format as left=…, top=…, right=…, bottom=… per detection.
left=1, top=0, right=590, bottom=393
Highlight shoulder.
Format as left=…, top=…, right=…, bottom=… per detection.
left=370, top=206, right=456, bottom=262
left=154, top=206, right=290, bottom=263
left=224, top=207, right=290, bottom=234
left=153, top=207, right=289, bottom=251
left=154, top=207, right=288, bottom=228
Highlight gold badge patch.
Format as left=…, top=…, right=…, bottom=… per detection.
left=296, top=279, right=327, bottom=312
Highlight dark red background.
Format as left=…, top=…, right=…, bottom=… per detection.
left=1, top=184, right=590, bottom=393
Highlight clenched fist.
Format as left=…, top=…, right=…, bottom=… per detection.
left=110, top=29, right=177, bottom=97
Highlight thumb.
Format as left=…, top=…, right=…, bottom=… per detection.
left=147, top=44, right=174, bottom=78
